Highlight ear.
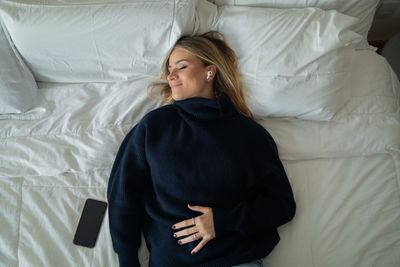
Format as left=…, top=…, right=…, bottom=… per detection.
left=206, top=65, right=217, bottom=81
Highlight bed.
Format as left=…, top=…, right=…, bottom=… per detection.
left=0, top=0, right=399, bottom=266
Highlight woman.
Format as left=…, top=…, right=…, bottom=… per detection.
left=107, top=31, right=296, bottom=267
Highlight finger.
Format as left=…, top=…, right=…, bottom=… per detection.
left=177, top=232, right=200, bottom=245
left=172, top=217, right=196, bottom=230
left=187, top=204, right=207, bottom=213
left=191, top=237, right=209, bottom=255
left=173, top=225, right=198, bottom=239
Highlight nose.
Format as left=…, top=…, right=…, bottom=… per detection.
left=167, top=69, right=177, bottom=81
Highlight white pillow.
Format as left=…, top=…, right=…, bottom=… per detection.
left=211, top=6, right=362, bottom=121
left=0, top=17, right=38, bottom=116
left=209, top=0, right=379, bottom=51
left=0, top=0, right=198, bottom=83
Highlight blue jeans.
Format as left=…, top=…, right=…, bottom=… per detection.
left=232, top=259, right=264, bottom=267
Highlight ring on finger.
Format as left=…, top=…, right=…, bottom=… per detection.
left=193, top=233, right=197, bottom=240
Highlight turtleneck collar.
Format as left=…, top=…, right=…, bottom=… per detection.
left=172, top=92, right=240, bottom=121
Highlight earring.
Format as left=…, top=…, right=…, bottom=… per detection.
left=206, top=71, right=212, bottom=80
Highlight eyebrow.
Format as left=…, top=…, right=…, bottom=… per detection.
left=168, top=59, right=189, bottom=69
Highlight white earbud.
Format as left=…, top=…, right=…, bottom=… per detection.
left=206, top=71, right=213, bottom=80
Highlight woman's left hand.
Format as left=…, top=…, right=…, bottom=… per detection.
left=172, top=204, right=216, bottom=255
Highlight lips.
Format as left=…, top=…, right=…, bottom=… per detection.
left=171, top=83, right=182, bottom=89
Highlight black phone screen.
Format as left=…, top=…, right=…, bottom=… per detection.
left=73, top=198, right=108, bottom=248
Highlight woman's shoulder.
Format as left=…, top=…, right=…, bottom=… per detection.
left=237, top=117, right=278, bottom=151
left=124, top=104, right=175, bottom=138
left=136, top=103, right=176, bottom=128
left=236, top=116, right=272, bottom=135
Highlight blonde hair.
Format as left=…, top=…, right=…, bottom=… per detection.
left=147, top=31, right=254, bottom=121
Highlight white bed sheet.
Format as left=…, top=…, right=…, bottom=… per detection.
left=0, top=50, right=399, bottom=266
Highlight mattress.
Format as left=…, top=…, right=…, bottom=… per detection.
left=1, top=43, right=399, bottom=267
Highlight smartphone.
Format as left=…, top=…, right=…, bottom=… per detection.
left=73, top=198, right=108, bottom=248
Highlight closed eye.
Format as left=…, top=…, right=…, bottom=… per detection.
left=167, top=65, right=187, bottom=74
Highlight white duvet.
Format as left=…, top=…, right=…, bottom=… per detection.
left=1, top=44, right=399, bottom=267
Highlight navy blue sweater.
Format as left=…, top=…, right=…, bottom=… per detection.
left=107, top=92, right=296, bottom=267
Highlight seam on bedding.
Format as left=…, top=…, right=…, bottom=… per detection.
left=0, top=90, right=50, bottom=121
left=317, top=121, right=322, bottom=157
left=0, top=121, right=135, bottom=140
left=388, top=151, right=400, bottom=203
left=305, top=163, right=316, bottom=267
left=0, top=167, right=111, bottom=180
left=0, top=183, right=106, bottom=189
left=20, top=185, right=107, bottom=189
left=281, top=152, right=400, bottom=162
left=2, top=1, right=160, bottom=7
left=1, top=167, right=110, bottom=176
left=16, top=178, right=23, bottom=267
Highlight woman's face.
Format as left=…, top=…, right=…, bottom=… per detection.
left=167, top=47, right=215, bottom=101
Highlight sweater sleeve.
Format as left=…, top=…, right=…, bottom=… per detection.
left=212, top=133, right=296, bottom=238
left=107, top=123, right=150, bottom=267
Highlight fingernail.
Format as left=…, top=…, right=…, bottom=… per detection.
left=178, top=240, right=182, bottom=245
left=191, top=250, right=196, bottom=255
left=173, top=233, right=177, bottom=238
left=172, top=225, right=176, bottom=229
